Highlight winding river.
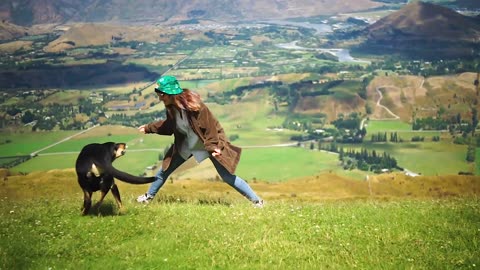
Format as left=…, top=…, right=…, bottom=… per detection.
left=263, top=20, right=369, bottom=63
left=276, top=41, right=370, bottom=63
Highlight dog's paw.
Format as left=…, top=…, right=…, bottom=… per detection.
left=117, top=207, right=127, bottom=215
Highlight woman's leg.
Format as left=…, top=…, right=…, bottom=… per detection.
left=139, top=154, right=186, bottom=200
left=210, top=157, right=262, bottom=204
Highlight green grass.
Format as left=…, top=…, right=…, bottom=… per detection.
left=0, top=130, right=79, bottom=156
left=12, top=145, right=344, bottom=182
left=392, top=142, right=471, bottom=175
left=40, top=90, right=90, bottom=105
left=12, top=154, right=78, bottom=173
left=4, top=129, right=174, bottom=174
left=180, top=79, right=218, bottom=90
left=3, top=126, right=473, bottom=179
left=329, top=80, right=362, bottom=100
left=343, top=141, right=471, bottom=175
left=365, top=120, right=412, bottom=133
left=11, top=151, right=161, bottom=176
left=237, top=147, right=340, bottom=182
left=476, top=147, right=480, bottom=175
left=39, top=135, right=141, bottom=153
left=1, top=193, right=478, bottom=270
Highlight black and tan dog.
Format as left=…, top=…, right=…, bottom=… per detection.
left=75, top=142, right=155, bottom=215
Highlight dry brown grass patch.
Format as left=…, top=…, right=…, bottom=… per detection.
left=2, top=169, right=478, bottom=204
left=0, top=41, right=33, bottom=53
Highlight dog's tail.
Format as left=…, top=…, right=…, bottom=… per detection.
left=104, top=163, right=156, bottom=184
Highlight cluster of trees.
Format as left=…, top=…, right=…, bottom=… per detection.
left=4, top=101, right=95, bottom=131
left=366, top=58, right=480, bottom=77
left=412, top=117, right=449, bottom=130
left=5, top=78, right=168, bottom=130
left=370, top=132, right=406, bottom=143
left=0, top=155, right=32, bottom=169
left=318, top=142, right=398, bottom=173
left=106, top=111, right=166, bottom=128
left=2, top=88, right=157, bottom=131
left=466, top=139, right=476, bottom=162
left=331, top=112, right=362, bottom=130
left=370, top=132, right=442, bottom=143
left=339, top=147, right=398, bottom=172
left=287, top=113, right=368, bottom=143
left=411, top=136, right=425, bottom=142
left=414, top=108, right=478, bottom=135
left=331, top=113, right=366, bottom=143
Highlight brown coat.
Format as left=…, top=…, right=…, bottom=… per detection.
left=144, top=102, right=242, bottom=174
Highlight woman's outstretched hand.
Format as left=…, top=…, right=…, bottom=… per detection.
left=138, top=125, right=146, bottom=134
left=212, top=148, right=222, bottom=157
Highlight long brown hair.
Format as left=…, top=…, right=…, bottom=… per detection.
left=171, top=89, right=202, bottom=112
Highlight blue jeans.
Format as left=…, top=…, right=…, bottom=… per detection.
left=147, top=154, right=261, bottom=203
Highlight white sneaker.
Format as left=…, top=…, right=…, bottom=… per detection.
left=253, top=200, right=265, bottom=208
left=137, top=193, right=154, bottom=203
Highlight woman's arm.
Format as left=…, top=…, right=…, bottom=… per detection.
left=142, top=115, right=175, bottom=135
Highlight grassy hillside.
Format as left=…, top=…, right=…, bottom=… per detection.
left=0, top=170, right=479, bottom=269
left=367, top=73, right=479, bottom=122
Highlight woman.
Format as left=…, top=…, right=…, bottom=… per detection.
left=136, top=75, right=264, bottom=207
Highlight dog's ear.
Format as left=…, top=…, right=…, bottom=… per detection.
left=103, top=142, right=116, bottom=158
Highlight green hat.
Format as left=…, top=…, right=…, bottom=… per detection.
left=155, top=75, right=183, bottom=95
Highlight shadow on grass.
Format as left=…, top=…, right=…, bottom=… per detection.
left=88, top=201, right=121, bottom=216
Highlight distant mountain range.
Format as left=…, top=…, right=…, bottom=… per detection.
left=365, top=1, right=480, bottom=43
left=356, top=1, right=480, bottom=58
left=0, top=0, right=381, bottom=26
left=1, top=1, right=479, bottom=59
